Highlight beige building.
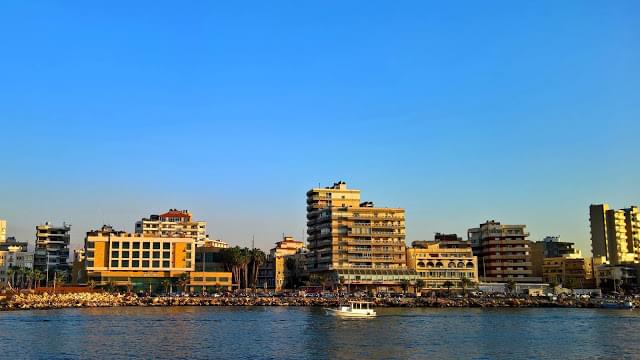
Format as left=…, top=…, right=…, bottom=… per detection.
left=590, top=204, right=639, bottom=265
left=542, top=253, right=591, bottom=288
left=0, top=247, right=34, bottom=287
left=0, top=219, right=6, bottom=243
left=407, top=238, right=478, bottom=291
left=468, top=220, right=540, bottom=283
left=258, top=236, right=306, bottom=290
left=34, top=222, right=71, bottom=276
left=306, top=182, right=416, bottom=292
left=135, top=209, right=208, bottom=241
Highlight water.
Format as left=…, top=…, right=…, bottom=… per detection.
left=0, top=306, right=638, bottom=359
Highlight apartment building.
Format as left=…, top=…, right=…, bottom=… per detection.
left=258, top=236, right=306, bottom=290
left=34, top=222, right=71, bottom=276
left=590, top=204, right=639, bottom=265
left=306, top=182, right=416, bottom=292
left=531, top=236, right=581, bottom=278
left=0, top=247, right=34, bottom=286
left=542, top=254, right=591, bottom=288
left=135, top=209, right=208, bottom=241
left=468, top=220, right=540, bottom=283
left=407, top=236, right=478, bottom=291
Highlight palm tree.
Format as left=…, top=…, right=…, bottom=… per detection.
left=220, top=247, right=244, bottom=289
left=461, top=277, right=474, bottom=297
left=161, top=279, right=172, bottom=294
left=442, top=280, right=455, bottom=297
left=400, top=279, right=410, bottom=295
left=54, top=270, right=68, bottom=291
left=6, top=267, right=16, bottom=290
left=250, top=248, right=267, bottom=290
left=177, top=273, right=189, bottom=294
left=505, top=279, right=517, bottom=295
left=415, top=279, right=426, bottom=295
left=25, top=269, right=34, bottom=289
left=33, top=270, right=43, bottom=289
left=17, top=267, right=27, bottom=289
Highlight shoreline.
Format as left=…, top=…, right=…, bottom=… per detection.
left=1, top=292, right=632, bottom=312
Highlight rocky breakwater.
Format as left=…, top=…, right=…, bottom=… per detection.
left=2, top=292, right=141, bottom=310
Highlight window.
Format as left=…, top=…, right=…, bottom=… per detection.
left=186, top=252, right=191, bottom=260
left=153, top=251, right=160, bottom=259
left=122, top=251, right=130, bottom=258
left=121, top=260, right=129, bottom=267
left=194, top=277, right=204, bottom=281
left=112, top=242, right=119, bottom=249
left=143, top=251, right=150, bottom=259
left=112, top=251, right=119, bottom=259
left=86, top=251, right=94, bottom=258
left=132, top=251, right=139, bottom=258
left=142, top=260, right=150, bottom=267
left=152, top=260, right=160, bottom=268
left=87, top=260, right=94, bottom=267
left=206, top=277, right=216, bottom=282
left=153, top=243, right=160, bottom=250
left=163, top=251, right=170, bottom=258
left=163, top=243, right=170, bottom=250
left=111, top=260, right=118, bottom=267
left=132, top=260, right=139, bottom=267
left=218, top=277, right=229, bottom=282
left=143, top=242, right=150, bottom=249
left=162, top=260, right=170, bottom=268
left=122, top=242, right=130, bottom=249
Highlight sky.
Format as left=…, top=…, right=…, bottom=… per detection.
left=1, top=1, right=639, bottom=254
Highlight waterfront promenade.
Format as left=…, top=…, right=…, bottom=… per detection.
left=1, top=291, right=634, bottom=311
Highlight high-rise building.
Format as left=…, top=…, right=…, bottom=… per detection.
left=34, top=222, right=71, bottom=277
left=0, top=219, right=6, bottom=243
left=135, top=209, right=208, bottom=241
left=589, top=204, right=638, bottom=265
left=468, top=220, right=540, bottom=283
left=306, top=182, right=416, bottom=292
left=531, top=236, right=581, bottom=278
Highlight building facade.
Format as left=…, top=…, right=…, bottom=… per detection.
left=34, top=222, right=71, bottom=277
left=258, top=236, right=306, bottom=290
left=542, top=254, right=591, bottom=288
left=531, top=236, right=582, bottom=278
left=0, top=247, right=34, bottom=287
left=590, top=204, right=639, bottom=265
left=407, top=238, right=478, bottom=291
left=306, top=182, right=416, bottom=292
left=468, top=220, right=540, bottom=283
left=135, top=209, right=208, bottom=242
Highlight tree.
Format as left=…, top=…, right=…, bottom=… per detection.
left=25, top=269, right=34, bottom=290
left=249, top=248, right=267, bottom=290
left=442, top=281, right=455, bottom=297
left=177, top=273, right=189, bottom=293
left=6, top=267, right=17, bottom=290
left=161, top=279, right=171, bottom=294
left=33, top=270, right=44, bottom=289
left=400, top=279, right=410, bottom=294
left=87, top=280, right=97, bottom=290
left=461, top=277, right=475, bottom=297
left=505, top=279, right=517, bottom=295
left=415, top=279, right=426, bottom=295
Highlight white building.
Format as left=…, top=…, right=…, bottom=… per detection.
left=0, top=219, right=6, bottom=243
left=0, top=247, right=34, bottom=287
left=135, top=209, right=208, bottom=241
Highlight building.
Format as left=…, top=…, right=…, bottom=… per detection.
left=85, top=225, right=196, bottom=291
left=468, top=220, right=540, bottom=283
left=193, top=242, right=233, bottom=290
left=531, top=236, right=581, bottom=278
left=542, top=254, right=591, bottom=288
left=306, top=182, right=417, bottom=292
left=594, top=263, right=638, bottom=292
left=406, top=237, right=478, bottom=292
left=34, top=222, right=71, bottom=277
left=71, top=249, right=87, bottom=285
left=590, top=204, right=639, bottom=265
left=0, top=219, right=6, bottom=243
left=135, top=209, right=208, bottom=242
left=0, top=246, right=34, bottom=287
left=258, top=236, right=306, bottom=290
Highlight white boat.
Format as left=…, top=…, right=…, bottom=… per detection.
left=324, top=301, right=377, bottom=318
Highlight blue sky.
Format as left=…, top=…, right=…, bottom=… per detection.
left=1, top=1, right=638, bottom=253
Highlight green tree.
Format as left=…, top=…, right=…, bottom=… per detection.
left=161, top=279, right=172, bottom=294
left=415, top=279, right=426, bottom=295
left=400, top=279, right=410, bottom=294
left=505, top=279, right=517, bottom=295
left=461, top=277, right=475, bottom=297
left=177, top=273, right=189, bottom=293
left=442, top=280, right=455, bottom=297
left=250, top=248, right=267, bottom=290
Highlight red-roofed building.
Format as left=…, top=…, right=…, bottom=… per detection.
left=135, top=209, right=207, bottom=241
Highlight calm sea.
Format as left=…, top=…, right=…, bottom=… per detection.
left=0, top=306, right=638, bottom=359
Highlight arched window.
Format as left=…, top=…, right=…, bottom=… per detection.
left=457, top=262, right=464, bottom=268
left=417, top=261, right=425, bottom=267
left=448, top=262, right=455, bottom=268
left=427, top=262, right=434, bottom=268
left=466, top=262, right=474, bottom=268
left=435, top=262, right=443, bottom=268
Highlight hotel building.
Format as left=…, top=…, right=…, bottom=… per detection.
left=34, top=222, right=71, bottom=276
left=407, top=235, right=478, bottom=291
left=306, top=182, right=416, bottom=292
left=590, top=204, right=639, bottom=265
left=135, top=209, right=208, bottom=242
left=468, top=220, right=540, bottom=283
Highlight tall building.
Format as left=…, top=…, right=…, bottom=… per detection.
left=468, top=220, right=540, bottom=283
left=34, top=222, right=71, bottom=277
left=306, top=182, right=416, bottom=292
left=0, top=248, right=34, bottom=287
left=0, top=219, right=6, bottom=243
left=589, top=204, right=639, bottom=265
left=407, top=237, right=478, bottom=291
left=135, top=209, right=208, bottom=241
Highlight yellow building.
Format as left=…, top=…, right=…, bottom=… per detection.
left=542, top=254, right=590, bottom=288
left=85, top=225, right=230, bottom=292
left=306, top=182, right=416, bottom=292
left=407, top=239, right=478, bottom=291
left=590, top=204, right=639, bottom=265
left=258, top=236, right=305, bottom=290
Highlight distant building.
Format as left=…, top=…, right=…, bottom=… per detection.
left=306, top=182, right=417, bottom=292
left=590, top=204, right=639, bottom=265
left=34, top=222, right=71, bottom=278
left=468, top=220, right=540, bottom=283
left=531, top=236, right=581, bottom=278
left=594, top=263, right=637, bottom=292
left=135, top=209, right=208, bottom=242
left=0, top=219, right=6, bottom=243
left=407, top=236, right=478, bottom=292
left=0, top=247, right=34, bottom=287
left=258, top=236, right=306, bottom=290
left=542, top=254, right=591, bottom=288
left=71, top=249, right=87, bottom=285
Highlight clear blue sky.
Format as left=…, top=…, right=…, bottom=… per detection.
left=1, top=1, right=639, bottom=253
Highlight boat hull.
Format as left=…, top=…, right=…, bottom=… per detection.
left=324, top=308, right=377, bottom=317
